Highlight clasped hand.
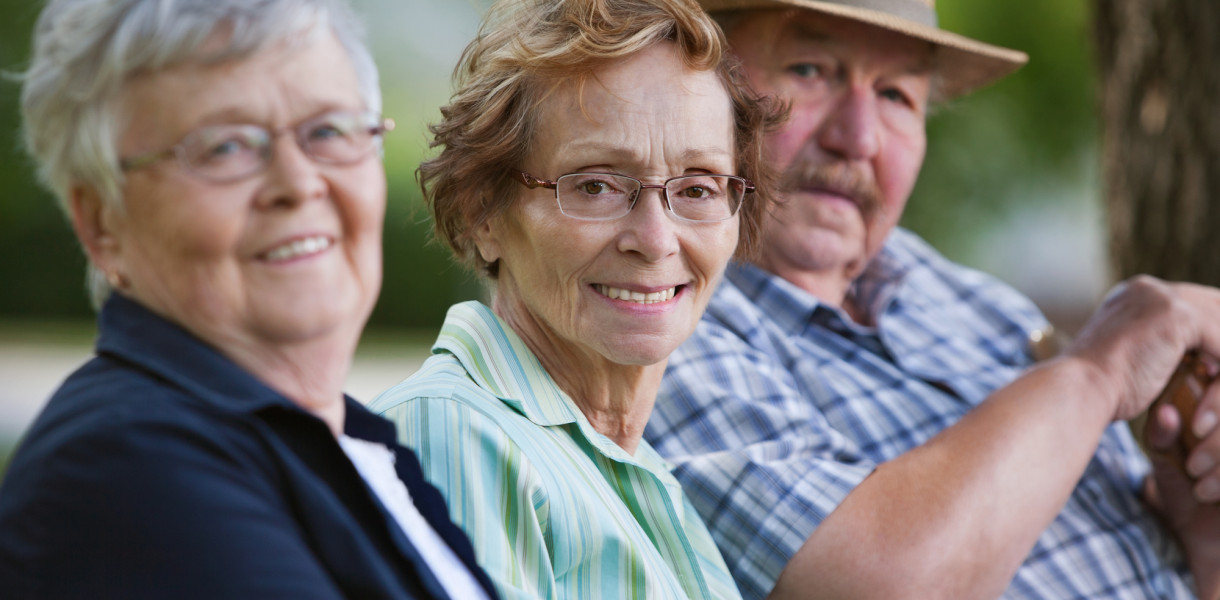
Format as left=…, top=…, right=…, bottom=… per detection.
left=1066, top=275, right=1220, bottom=595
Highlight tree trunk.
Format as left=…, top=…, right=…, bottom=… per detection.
left=1095, top=0, right=1220, bottom=284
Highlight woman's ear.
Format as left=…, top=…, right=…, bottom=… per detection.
left=472, top=215, right=503, bottom=265
left=69, top=186, right=124, bottom=277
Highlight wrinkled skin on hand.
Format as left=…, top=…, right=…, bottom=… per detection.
left=1072, top=275, right=1220, bottom=598
left=1146, top=390, right=1220, bottom=599
left=1066, top=276, right=1220, bottom=422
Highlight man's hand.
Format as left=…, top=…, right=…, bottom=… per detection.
left=1067, top=276, right=1220, bottom=422
left=1068, top=276, right=1220, bottom=598
left=1146, top=387, right=1220, bottom=600
left=770, top=275, right=1220, bottom=600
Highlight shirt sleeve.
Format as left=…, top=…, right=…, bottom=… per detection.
left=647, top=319, right=876, bottom=600
left=382, top=395, right=554, bottom=600
left=0, top=413, right=347, bottom=600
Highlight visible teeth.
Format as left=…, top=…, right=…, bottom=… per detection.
left=265, top=235, right=332, bottom=261
left=595, top=285, right=677, bottom=304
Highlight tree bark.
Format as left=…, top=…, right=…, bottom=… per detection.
left=1096, top=0, right=1220, bottom=283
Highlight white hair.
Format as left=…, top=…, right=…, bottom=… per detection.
left=20, top=0, right=381, bottom=307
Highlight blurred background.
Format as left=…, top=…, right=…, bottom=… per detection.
left=0, top=0, right=1105, bottom=467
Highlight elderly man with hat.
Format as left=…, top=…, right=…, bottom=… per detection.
left=646, top=0, right=1220, bottom=598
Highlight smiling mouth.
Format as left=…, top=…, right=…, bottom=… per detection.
left=594, top=284, right=679, bottom=304
left=262, top=235, right=333, bottom=262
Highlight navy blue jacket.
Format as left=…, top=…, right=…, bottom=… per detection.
left=0, top=294, right=497, bottom=599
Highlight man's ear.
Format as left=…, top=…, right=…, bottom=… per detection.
left=69, top=186, right=123, bottom=275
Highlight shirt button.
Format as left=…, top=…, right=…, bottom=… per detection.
left=1027, top=326, right=1061, bottom=362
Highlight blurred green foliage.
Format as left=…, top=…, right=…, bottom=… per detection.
left=0, top=441, right=11, bottom=480
left=376, top=126, right=485, bottom=329
left=905, top=0, right=1097, bottom=259
left=0, top=0, right=1095, bottom=328
left=0, top=1, right=485, bottom=330
left=1, top=3, right=94, bottom=318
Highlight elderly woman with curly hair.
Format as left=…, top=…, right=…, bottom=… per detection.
left=369, top=0, right=784, bottom=598
left=0, top=1, right=497, bottom=598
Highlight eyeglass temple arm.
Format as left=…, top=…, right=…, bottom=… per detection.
left=119, top=148, right=177, bottom=172
left=512, top=171, right=558, bottom=190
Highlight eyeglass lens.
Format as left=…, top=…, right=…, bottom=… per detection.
left=555, top=173, right=744, bottom=222
left=178, top=111, right=385, bottom=182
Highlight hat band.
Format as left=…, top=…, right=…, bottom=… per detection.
left=815, top=0, right=938, bottom=27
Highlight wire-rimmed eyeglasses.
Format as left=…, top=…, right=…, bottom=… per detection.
left=513, top=170, right=754, bottom=223
left=119, top=110, right=395, bottom=183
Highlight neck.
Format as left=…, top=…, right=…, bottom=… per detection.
left=751, top=249, right=873, bottom=325
left=841, top=293, right=873, bottom=327
left=216, top=331, right=358, bottom=437
left=552, top=364, right=661, bottom=456
left=492, top=295, right=661, bottom=456
left=774, top=265, right=853, bottom=309
left=767, top=266, right=875, bottom=326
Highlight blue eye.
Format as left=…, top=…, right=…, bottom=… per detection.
left=306, top=123, right=347, bottom=142
left=209, top=140, right=243, bottom=157
left=788, top=63, right=822, bottom=78
left=191, top=129, right=263, bottom=165
left=880, top=88, right=910, bottom=105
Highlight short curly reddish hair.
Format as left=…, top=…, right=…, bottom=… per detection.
left=419, top=0, right=786, bottom=277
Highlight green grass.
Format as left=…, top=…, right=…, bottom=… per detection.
left=0, top=318, right=438, bottom=351
left=353, top=327, right=438, bottom=356
left=0, top=318, right=97, bottom=346
left=0, top=440, right=15, bottom=483
left=0, top=320, right=434, bottom=488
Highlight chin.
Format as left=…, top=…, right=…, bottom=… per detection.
left=253, top=313, right=344, bottom=345
left=256, top=293, right=369, bottom=345
left=597, top=331, right=684, bottom=368
left=796, top=228, right=866, bottom=267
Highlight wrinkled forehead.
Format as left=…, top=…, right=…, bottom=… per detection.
left=528, top=43, right=731, bottom=152
left=117, top=31, right=363, bottom=153
left=546, top=66, right=728, bottom=123
left=191, top=16, right=328, bottom=64
left=525, top=45, right=735, bottom=172
left=725, top=8, right=936, bottom=74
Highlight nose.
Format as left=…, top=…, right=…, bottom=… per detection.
left=617, top=186, right=680, bottom=261
left=256, top=134, right=327, bottom=208
left=817, top=86, right=881, bottom=161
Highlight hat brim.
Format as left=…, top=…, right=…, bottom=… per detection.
left=701, top=0, right=1028, bottom=98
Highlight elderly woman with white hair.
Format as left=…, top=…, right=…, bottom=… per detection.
left=0, top=1, right=496, bottom=598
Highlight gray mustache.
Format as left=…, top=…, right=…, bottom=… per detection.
left=779, top=161, right=882, bottom=218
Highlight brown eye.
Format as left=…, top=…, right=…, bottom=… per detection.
left=682, top=185, right=710, bottom=199
left=581, top=181, right=610, bottom=195
left=671, top=177, right=721, bottom=200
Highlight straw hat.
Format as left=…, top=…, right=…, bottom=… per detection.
left=700, top=0, right=1028, bottom=98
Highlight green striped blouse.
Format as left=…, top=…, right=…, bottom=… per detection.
left=370, top=302, right=742, bottom=600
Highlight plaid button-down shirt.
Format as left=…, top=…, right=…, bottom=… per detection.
left=646, top=228, right=1194, bottom=599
